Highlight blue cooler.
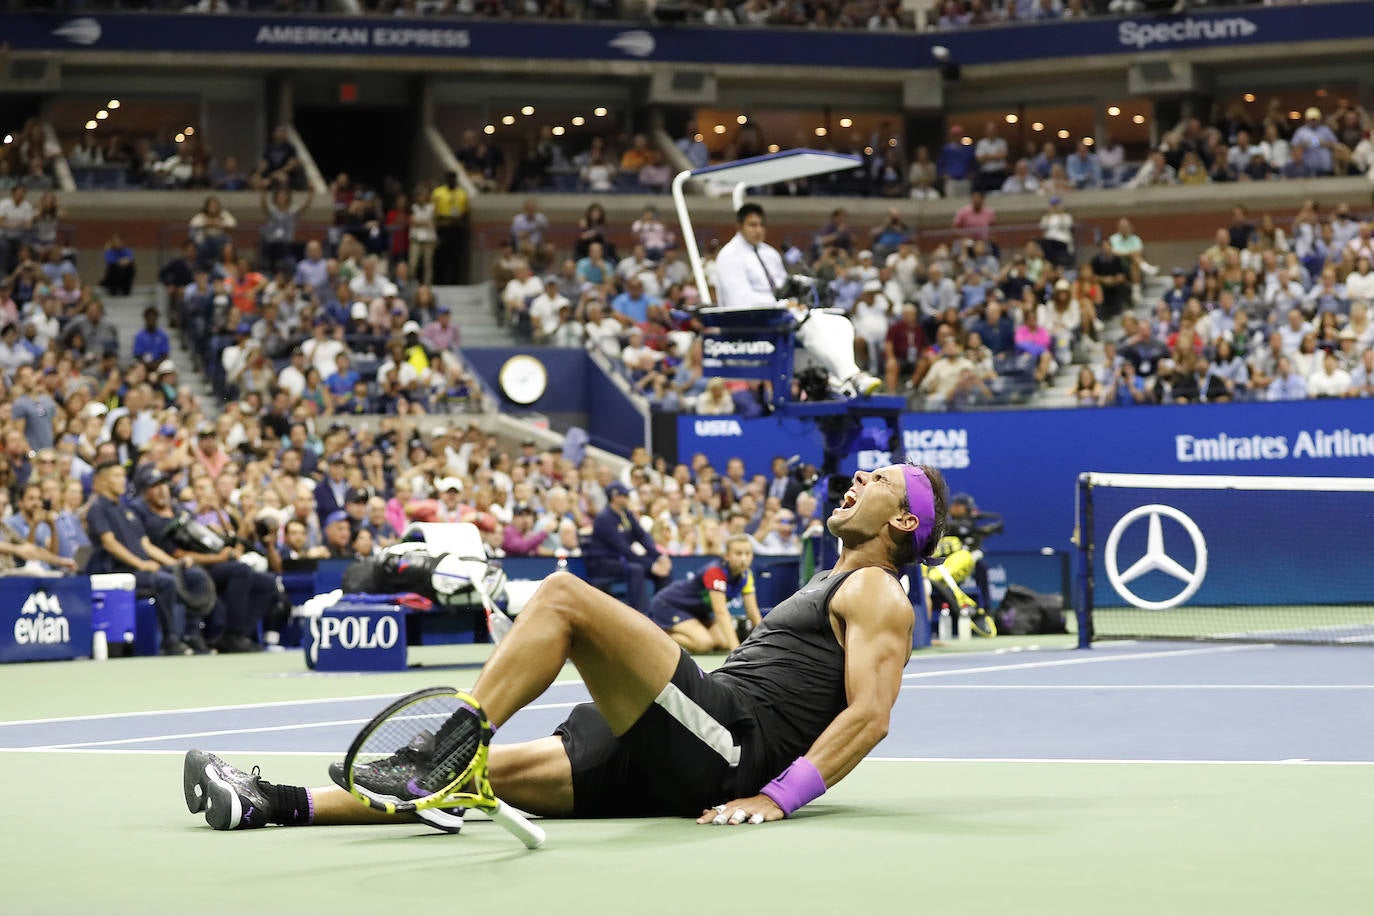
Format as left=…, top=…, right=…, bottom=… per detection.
left=305, top=603, right=407, bottom=672
left=90, top=574, right=137, bottom=649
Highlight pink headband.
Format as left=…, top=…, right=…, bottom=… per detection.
left=901, top=465, right=941, bottom=567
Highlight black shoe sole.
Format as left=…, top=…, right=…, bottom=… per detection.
left=183, top=749, right=215, bottom=814
left=184, top=749, right=247, bottom=829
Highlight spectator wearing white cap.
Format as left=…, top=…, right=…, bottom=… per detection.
left=435, top=476, right=465, bottom=522
left=1290, top=108, right=1339, bottom=175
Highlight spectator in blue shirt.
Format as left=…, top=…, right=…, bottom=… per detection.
left=610, top=276, right=656, bottom=324
left=1065, top=143, right=1103, bottom=190
left=972, top=299, right=1016, bottom=355
left=937, top=125, right=977, bottom=197
left=1161, top=268, right=1191, bottom=313
left=1290, top=108, right=1339, bottom=175
left=1267, top=356, right=1309, bottom=401
left=133, top=307, right=171, bottom=368
left=325, top=351, right=360, bottom=403
left=101, top=232, right=136, bottom=296
left=1112, top=362, right=1151, bottom=406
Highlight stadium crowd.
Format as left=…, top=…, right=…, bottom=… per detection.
left=493, top=192, right=1374, bottom=410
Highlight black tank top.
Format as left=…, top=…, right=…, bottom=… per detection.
left=710, top=568, right=862, bottom=787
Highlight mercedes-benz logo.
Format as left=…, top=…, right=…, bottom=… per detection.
left=1104, top=504, right=1207, bottom=611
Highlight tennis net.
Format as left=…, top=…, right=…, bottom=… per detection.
left=1073, top=473, right=1374, bottom=646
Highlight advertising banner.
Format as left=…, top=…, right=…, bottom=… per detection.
left=6, top=6, right=1372, bottom=70
left=677, top=398, right=1374, bottom=553
left=0, top=576, right=94, bottom=664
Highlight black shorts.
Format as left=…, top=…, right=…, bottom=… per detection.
left=554, top=648, right=761, bottom=817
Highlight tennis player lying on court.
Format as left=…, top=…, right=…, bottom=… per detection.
left=183, top=463, right=946, bottom=832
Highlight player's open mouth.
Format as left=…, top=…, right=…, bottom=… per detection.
left=838, top=489, right=857, bottom=510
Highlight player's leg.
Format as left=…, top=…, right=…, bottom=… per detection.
left=666, top=619, right=715, bottom=654
left=473, top=571, right=683, bottom=734
left=309, top=737, right=575, bottom=823
left=185, top=737, right=576, bottom=830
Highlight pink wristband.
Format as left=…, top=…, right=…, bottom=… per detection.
left=759, top=756, right=826, bottom=817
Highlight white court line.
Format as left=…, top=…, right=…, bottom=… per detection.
left=901, top=684, right=1374, bottom=690
left=867, top=756, right=1374, bottom=766
left=0, top=747, right=337, bottom=756
left=900, top=644, right=1267, bottom=680
left=18, top=700, right=585, bottom=751
left=0, top=679, right=588, bottom=729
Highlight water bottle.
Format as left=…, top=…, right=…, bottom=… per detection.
left=937, top=604, right=952, bottom=642
left=92, top=629, right=109, bottom=662
left=957, top=606, right=972, bottom=642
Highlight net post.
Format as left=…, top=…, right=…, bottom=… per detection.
left=1074, top=472, right=1094, bottom=649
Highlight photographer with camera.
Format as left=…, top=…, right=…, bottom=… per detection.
left=713, top=203, right=882, bottom=399
left=939, top=492, right=1000, bottom=614
left=130, top=465, right=275, bottom=653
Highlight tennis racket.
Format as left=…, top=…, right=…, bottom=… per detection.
left=343, top=687, right=545, bottom=849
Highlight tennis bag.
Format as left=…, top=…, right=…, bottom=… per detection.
left=995, top=584, right=1068, bottom=636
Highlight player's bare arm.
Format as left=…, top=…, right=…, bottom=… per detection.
left=697, top=567, right=913, bottom=825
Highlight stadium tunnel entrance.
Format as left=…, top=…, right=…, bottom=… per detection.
left=293, top=103, right=419, bottom=198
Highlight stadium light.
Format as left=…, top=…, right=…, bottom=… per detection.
left=888, top=138, right=897, bottom=147
left=1057, top=129, right=1070, bottom=139
left=736, top=115, right=747, bottom=125
left=1288, top=110, right=1300, bottom=120
left=1031, top=122, right=1044, bottom=132
left=593, top=107, right=607, bottom=117
left=96, top=110, right=108, bottom=120
left=1244, top=93, right=1255, bottom=102
left=1132, top=114, right=1146, bottom=124
left=502, top=115, right=515, bottom=125
left=1107, top=106, right=1121, bottom=117
left=571, top=116, right=586, bottom=126
left=839, top=117, right=853, bottom=128
left=767, top=144, right=779, bottom=153
left=960, top=136, right=971, bottom=145
left=552, top=126, right=565, bottom=136
left=1083, top=137, right=1095, bottom=146
left=1005, top=114, right=1018, bottom=124
left=107, top=99, right=120, bottom=109
left=185, top=126, right=195, bottom=136
left=521, top=106, right=534, bottom=116
left=815, top=126, right=827, bottom=137
left=2, top=135, right=10, bottom=145
left=85, top=120, right=97, bottom=130
left=713, top=125, right=725, bottom=134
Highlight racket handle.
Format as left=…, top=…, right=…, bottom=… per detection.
left=489, top=800, right=546, bottom=849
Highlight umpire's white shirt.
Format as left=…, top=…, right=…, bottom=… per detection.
left=714, top=232, right=790, bottom=309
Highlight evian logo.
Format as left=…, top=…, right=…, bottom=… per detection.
left=52, top=17, right=103, bottom=46
left=15, top=591, right=69, bottom=646
left=1118, top=16, right=1257, bottom=50
left=703, top=339, right=775, bottom=359
left=609, top=30, right=656, bottom=58
left=694, top=419, right=743, bottom=437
